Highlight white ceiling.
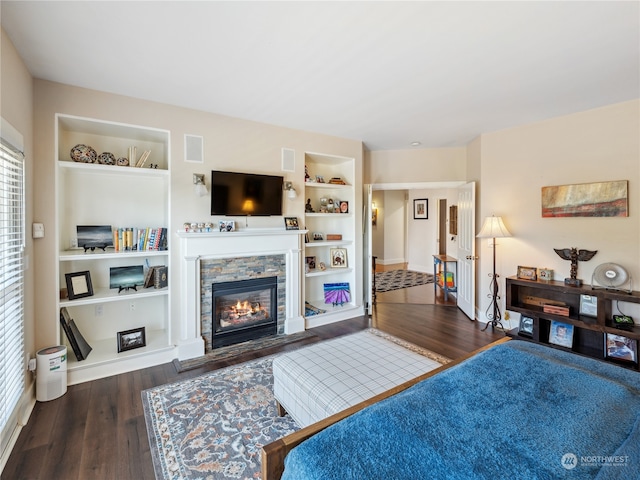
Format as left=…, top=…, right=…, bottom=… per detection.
left=2, top=1, right=638, bottom=151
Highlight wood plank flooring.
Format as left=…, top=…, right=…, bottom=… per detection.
left=4, top=301, right=504, bottom=480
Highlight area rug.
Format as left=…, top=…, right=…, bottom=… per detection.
left=175, top=329, right=316, bottom=372
left=375, top=269, right=434, bottom=292
left=142, top=329, right=450, bottom=480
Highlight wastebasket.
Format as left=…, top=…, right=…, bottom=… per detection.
left=36, top=345, right=67, bottom=401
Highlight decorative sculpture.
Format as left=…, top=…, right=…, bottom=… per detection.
left=553, top=247, right=598, bottom=286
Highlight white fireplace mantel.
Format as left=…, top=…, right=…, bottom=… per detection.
left=176, top=229, right=306, bottom=360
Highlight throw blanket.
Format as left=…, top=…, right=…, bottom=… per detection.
left=282, top=341, right=640, bottom=480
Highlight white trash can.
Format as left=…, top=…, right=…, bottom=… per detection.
left=36, top=345, right=68, bottom=402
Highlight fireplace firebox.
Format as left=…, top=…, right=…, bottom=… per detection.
left=211, top=276, right=278, bottom=348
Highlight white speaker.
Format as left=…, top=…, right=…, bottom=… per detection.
left=36, top=345, right=68, bottom=402
left=185, top=134, right=204, bottom=163
left=281, top=148, right=295, bottom=172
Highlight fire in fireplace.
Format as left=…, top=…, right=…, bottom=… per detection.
left=211, top=276, right=278, bottom=348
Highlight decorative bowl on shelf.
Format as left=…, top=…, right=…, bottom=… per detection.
left=116, top=157, right=129, bottom=167
left=97, top=152, right=116, bottom=165
left=70, top=144, right=97, bottom=163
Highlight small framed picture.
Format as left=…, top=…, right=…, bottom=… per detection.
left=538, top=268, right=553, bottom=282
left=579, top=294, right=598, bottom=317
left=305, top=256, right=316, bottom=271
left=605, top=333, right=638, bottom=365
left=548, top=321, right=574, bottom=349
left=518, top=315, right=535, bottom=337
left=517, top=266, right=537, bottom=281
left=339, top=201, right=349, bottom=213
left=413, top=198, right=428, bottom=219
left=65, top=271, right=94, bottom=300
left=284, top=217, right=299, bottom=230
left=219, top=220, right=235, bottom=232
left=312, top=232, right=324, bottom=241
left=316, top=175, right=325, bottom=183
left=117, top=327, right=146, bottom=353
left=330, top=248, right=348, bottom=268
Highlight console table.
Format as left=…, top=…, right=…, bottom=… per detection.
left=433, top=255, right=457, bottom=301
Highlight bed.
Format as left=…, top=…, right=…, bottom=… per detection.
left=261, top=338, right=640, bottom=480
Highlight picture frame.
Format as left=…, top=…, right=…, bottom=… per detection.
left=219, top=220, right=235, bottom=232
left=312, top=232, right=324, bottom=241
left=579, top=294, right=598, bottom=317
left=339, top=201, right=349, bottom=214
left=117, top=326, right=146, bottom=353
left=548, top=321, right=574, bottom=349
left=330, top=248, right=348, bottom=268
left=518, top=315, right=535, bottom=337
left=605, top=333, right=638, bottom=365
left=413, top=198, right=428, bottom=219
left=284, top=217, right=299, bottom=230
left=323, top=282, right=351, bottom=306
left=76, top=225, right=113, bottom=252
left=517, top=266, right=537, bottom=281
left=305, top=256, right=316, bottom=271
left=65, top=270, right=94, bottom=300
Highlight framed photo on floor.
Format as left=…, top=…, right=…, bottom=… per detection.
left=548, top=321, right=574, bottom=349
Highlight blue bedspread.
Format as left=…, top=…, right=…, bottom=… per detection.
left=282, top=341, right=640, bottom=480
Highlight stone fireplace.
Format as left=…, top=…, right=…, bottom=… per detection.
left=177, top=229, right=306, bottom=360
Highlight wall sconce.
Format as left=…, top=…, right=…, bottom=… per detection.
left=284, top=181, right=297, bottom=199
left=193, top=173, right=208, bottom=197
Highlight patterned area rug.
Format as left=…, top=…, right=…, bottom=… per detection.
left=375, top=269, right=434, bottom=292
left=142, top=329, right=450, bottom=480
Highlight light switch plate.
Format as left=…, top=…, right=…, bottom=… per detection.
left=32, top=223, right=45, bottom=238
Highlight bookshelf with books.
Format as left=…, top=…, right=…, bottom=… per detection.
left=56, top=114, right=173, bottom=384
left=303, top=152, right=363, bottom=327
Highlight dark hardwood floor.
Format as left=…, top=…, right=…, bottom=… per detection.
left=4, top=301, right=504, bottom=480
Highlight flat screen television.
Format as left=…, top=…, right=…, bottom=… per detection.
left=210, top=170, right=283, bottom=216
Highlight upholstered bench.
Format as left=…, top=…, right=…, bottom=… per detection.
left=272, top=329, right=444, bottom=428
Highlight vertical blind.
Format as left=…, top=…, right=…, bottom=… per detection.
left=0, top=137, right=25, bottom=437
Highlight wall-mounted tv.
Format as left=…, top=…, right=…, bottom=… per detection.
left=210, top=170, right=283, bottom=216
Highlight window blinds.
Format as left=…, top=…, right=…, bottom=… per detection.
left=0, top=137, right=25, bottom=441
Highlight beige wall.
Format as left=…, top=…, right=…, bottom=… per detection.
left=477, top=100, right=640, bottom=324
left=366, top=147, right=467, bottom=184
left=0, top=28, right=34, bottom=381
left=32, top=79, right=364, bottom=352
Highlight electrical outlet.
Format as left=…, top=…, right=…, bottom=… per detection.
left=70, top=238, right=78, bottom=248
left=129, top=302, right=136, bottom=311
left=504, top=311, right=510, bottom=320
left=95, top=304, right=104, bottom=317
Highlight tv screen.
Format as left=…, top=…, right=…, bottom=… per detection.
left=210, top=170, right=283, bottom=216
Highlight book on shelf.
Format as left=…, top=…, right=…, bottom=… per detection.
left=59, top=307, right=92, bottom=361
left=143, top=266, right=156, bottom=288
left=154, top=265, right=168, bottom=289
left=111, top=227, right=168, bottom=252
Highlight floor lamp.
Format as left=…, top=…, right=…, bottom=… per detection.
left=477, top=215, right=511, bottom=331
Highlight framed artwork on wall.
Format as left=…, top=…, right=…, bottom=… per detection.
left=413, top=198, right=428, bottom=219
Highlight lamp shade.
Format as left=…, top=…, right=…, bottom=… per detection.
left=477, top=215, right=511, bottom=238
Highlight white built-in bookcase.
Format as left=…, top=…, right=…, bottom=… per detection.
left=55, top=114, right=174, bottom=384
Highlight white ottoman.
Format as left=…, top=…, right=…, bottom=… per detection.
left=272, top=329, right=443, bottom=428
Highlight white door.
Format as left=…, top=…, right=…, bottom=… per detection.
left=456, top=182, right=476, bottom=320
left=363, top=185, right=373, bottom=314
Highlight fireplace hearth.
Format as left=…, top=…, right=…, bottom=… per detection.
left=212, top=276, right=278, bottom=348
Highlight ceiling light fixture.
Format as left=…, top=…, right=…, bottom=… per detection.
left=410, top=141, right=422, bottom=147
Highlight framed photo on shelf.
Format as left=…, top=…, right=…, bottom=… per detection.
left=312, top=232, right=324, bottom=241
left=339, top=201, right=349, bottom=213
left=117, top=327, right=146, bottom=353
left=330, top=248, right=348, bottom=268
left=518, top=315, right=535, bottom=337
left=219, top=220, right=235, bottom=232
left=548, top=321, right=574, bottom=349
left=284, top=217, right=299, bottom=230
left=517, top=266, right=537, bottom=281
left=579, top=294, right=598, bottom=317
left=65, top=270, right=94, bottom=300
left=604, top=333, right=638, bottom=365
left=413, top=198, right=428, bottom=219
left=305, top=256, right=316, bottom=271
